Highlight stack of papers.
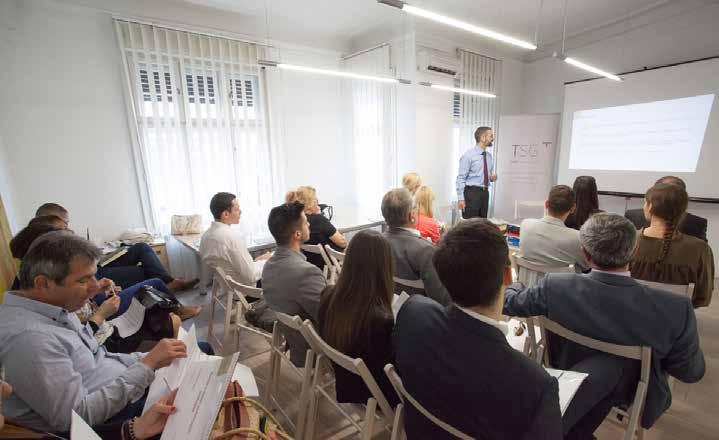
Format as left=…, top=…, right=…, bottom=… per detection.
left=545, top=368, right=589, bottom=415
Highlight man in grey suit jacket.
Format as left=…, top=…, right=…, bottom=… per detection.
left=262, top=201, right=327, bottom=366
left=520, top=185, right=586, bottom=268
left=504, top=214, right=705, bottom=440
left=381, top=188, right=450, bottom=306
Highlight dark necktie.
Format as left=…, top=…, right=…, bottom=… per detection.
left=482, top=152, right=489, bottom=187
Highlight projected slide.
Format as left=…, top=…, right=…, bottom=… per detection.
left=568, top=94, right=715, bottom=172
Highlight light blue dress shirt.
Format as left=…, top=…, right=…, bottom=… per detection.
left=0, top=292, right=154, bottom=432
left=456, top=146, right=495, bottom=201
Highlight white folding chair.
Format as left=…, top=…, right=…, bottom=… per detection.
left=393, top=277, right=425, bottom=291
left=634, top=279, right=694, bottom=299
left=384, top=364, right=473, bottom=440
left=324, top=244, right=345, bottom=283
left=207, top=266, right=270, bottom=354
left=512, top=255, right=574, bottom=361
left=301, top=244, right=333, bottom=280
left=300, top=320, right=395, bottom=439
left=264, top=312, right=315, bottom=440
left=536, top=317, right=651, bottom=440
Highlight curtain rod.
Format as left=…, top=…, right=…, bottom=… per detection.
left=342, top=43, right=391, bottom=61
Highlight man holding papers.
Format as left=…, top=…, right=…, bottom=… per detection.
left=504, top=214, right=705, bottom=440
left=393, top=219, right=563, bottom=440
left=0, top=232, right=187, bottom=433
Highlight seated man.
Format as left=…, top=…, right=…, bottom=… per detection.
left=394, top=219, right=562, bottom=439
left=199, top=192, right=270, bottom=286
left=35, top=202, right=198, bottom=292
left=504, top=213, right=705, bottom=439
left=381, top=188, right=450, bottom=306
left=519, top=184, right=586, bottom=268
left=0, top=231, right=187, bottom=433
left=262, top=201, right=326, bottom=367
left=625, top=176, right=708, bottom=241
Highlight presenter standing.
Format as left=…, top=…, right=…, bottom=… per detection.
left=456, top=126, right=497, bottom=218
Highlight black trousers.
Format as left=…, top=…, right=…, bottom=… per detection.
left=463, top=186, right=489, bottom=219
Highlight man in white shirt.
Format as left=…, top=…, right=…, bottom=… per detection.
left=520, top=185, right=586, bottom=268
left=199, top=192, right=270, bottom=286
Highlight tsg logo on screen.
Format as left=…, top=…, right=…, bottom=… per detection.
left=512, top=141, right=553, bottom=159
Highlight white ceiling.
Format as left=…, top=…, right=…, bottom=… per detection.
left=180, top=0, right=675, bottom=55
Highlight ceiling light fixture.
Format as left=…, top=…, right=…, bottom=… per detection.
left=419, top=82, right=496, bottom=98
left=377, top=0, right=537, bottom=50
left=259, top=60, right=407, bottom=84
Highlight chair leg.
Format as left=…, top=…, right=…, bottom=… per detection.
left=295, top=350, right=314, bottom=440
left=361, top=398, right=377, bottom=440
left=221, top=289, right=233, bottom=354
left=304, top=356, right=323, bottom=440
left=207, top=281, right=218, bottom=344
left=390, top=403, right=404, bottom=440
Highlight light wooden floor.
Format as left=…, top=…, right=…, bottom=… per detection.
left=179, top=286, right=719, bottom=439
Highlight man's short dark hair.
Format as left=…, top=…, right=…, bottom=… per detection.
left=18, top=231, right=101, bottom=289
left=10, top=223, right=63, bottom=260
left=209, top=192, right=236, bottom=220
left=433, top=219, right=509, bottom=308
left=35, top=203, right=68, bottom=218
left=381, top=188, right=413, bottom=228
left=267, top=201, right=305, bottom=246
left=546, top=185, right=575, bottom=216
left=474, top=126, right=492, bottom=143
left=656, top=176, right=687, bottom=191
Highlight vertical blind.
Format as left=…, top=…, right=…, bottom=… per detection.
left=114, top=20, right=279, bottom=237
left=452, top=49, right=501, bottom=201
left=343, top=45, right=398, bottom=213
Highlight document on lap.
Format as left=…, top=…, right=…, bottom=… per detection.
left=545, top=368, right=588, bottom=415
left=392, top=292, right=410, bottom=319
left=71, top=410, right=102, bottom=440
left=160, top=352, right=240, bottom=440
left=108, top=298, right=146, bottom=338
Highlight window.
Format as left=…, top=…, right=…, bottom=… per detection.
left=116, top=20, right=277, bottom=237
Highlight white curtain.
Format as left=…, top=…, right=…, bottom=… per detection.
left=452, top=49, right=501, bottom=202
left=115, top=20, right=279, bottom=239
left=343, top=45, right=397, bottom=214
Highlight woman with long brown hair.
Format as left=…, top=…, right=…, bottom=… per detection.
left=318, top=229, right=399, bottom=406
left=565, top=176, right=602, bottom=230
left=630, top=183, right=714, bottom=307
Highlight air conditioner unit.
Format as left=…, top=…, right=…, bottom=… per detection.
left=417, top=49, right=462, bottom=77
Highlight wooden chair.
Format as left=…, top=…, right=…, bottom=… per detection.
left=536, top=317, right=651, bottom=440
left=384, top=364, right=473, bottom=440
left=324, top=244, right=345, bottom=283
left=265, top=312, right=315, bottom=440
left=301, top=244, right=333, bottom=280
left=634, top=279, right=694, bottom=299
left=393, top=276, right=424, bottom=291
left=300, top=320, right=395, bottom=439
left=512, top=255, right=574, bottom=360
left=208, top=266, right=270, bottom=354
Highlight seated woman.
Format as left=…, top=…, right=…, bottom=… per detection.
left=9, top=223, right=180, bottom=353
left=414, top=185, right=441, bottom=244
left=286, top=186, right=347, bottom=271
left=565, top=175, right=603, bottom=230
left=318, top=229, right=400, bottom=407
left=630, top=183, right=714, bottom=308
left=402, top=172, right=422, bottom=196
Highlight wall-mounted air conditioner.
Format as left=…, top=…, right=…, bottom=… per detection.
left=417, top=49, right=462, bottom=77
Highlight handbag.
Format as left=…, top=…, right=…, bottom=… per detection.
left=211, top=381, right=291, bottom=440
left=136, top=285, right=181, bottom=334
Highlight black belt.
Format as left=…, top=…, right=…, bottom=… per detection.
left=465, top=186, right=488, bottom=190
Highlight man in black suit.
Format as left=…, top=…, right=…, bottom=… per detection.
left=504, top=213, right=705, bottom=440
left=624, top=176, right=707, bottom=241
left=394, top=219, right=563, bottom=440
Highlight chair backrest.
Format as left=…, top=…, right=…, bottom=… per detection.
left=324, top=245, right=345, bottom=267
left=536, top=316, right=651, bottom=440
left=300, top=320, right=395, bottom=420
left=513, top=255, right=574, bottom=288
left=275, top=311, right=304, bottom=331
left=384, top=364, right=474, bottom=440
left=393, top=276, right=425, bottom=290
left=634, top=279, right=694, bottom=299
left=215, top=266, right=263, bottom=310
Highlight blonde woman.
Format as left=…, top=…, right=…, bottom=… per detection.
left=286, top=186, right=347, bottom=270
left=414, top=185, right=441, bottom=244
left=402, top=172, right=422, bottom=196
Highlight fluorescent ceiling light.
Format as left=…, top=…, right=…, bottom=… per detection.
left=564, top=57, right=622, bottom=81
left=428, top=83, right=496, bottom=98
left=397, top=3, right=536, bottom=50
left=277, top=63, right=399, bottom=83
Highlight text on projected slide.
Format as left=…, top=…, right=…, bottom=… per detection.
left=568, top=94, right=715, bottom=172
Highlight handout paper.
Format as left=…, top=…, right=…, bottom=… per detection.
left=71, top=411, right=102, bottom=440
left=108, top=298, right=146, bottom=338
left=545, top=368, right=589, bottom=415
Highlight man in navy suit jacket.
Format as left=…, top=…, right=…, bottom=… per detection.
left=394, top=219, right=563, bottom=440
left=504, top=213, right=705, bottom=439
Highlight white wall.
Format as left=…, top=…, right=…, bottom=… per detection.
left=521, top=0, right=719, bottom=268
